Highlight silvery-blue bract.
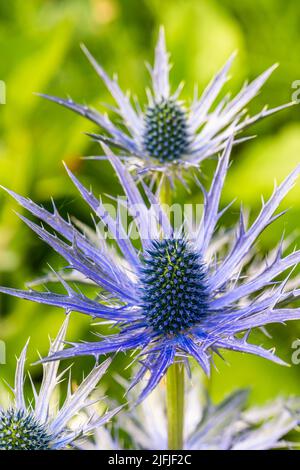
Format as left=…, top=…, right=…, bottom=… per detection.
left=1, top=138, right=300, bottom=401
left=0, top=319, right=119, bottom=450
left=116, top=375, right=300, bottom=450
left=39, top=27, right=293, bottom=183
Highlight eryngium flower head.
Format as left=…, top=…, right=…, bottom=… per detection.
left=117, top=374, right=300, bottom=450
left=0, top=319, right=118, bottom=450
left=2, top=139, right=300, bottom=401
left=0, top=409, right=52, bottom=450
left=38, top=27, right=294, bottom=182
left=140, top=238, right=210, bottom=334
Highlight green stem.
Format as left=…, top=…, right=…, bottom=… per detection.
left=159, top=178, right=185, bottom=450
left=160, top=176, right=171, bottom=207
left=166, top=361, right=185, bottom=449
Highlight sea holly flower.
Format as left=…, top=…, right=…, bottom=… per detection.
left=119, top=376, right=300, bottom=450
left=38, top=27, right=294, bottom=183
left=1, top=139, right=300, bottom=401
left=0, top=318, right=119, bottom=450
left=77, top=374, right=300, bottom=450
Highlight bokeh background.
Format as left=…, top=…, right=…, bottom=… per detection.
left=1, top=0, right=300, bottom=407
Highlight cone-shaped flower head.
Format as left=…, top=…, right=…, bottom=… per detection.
left=2, top=139, right=300, bottom=401
left=39, top=27, right=294, bottom=183
left=0, top=318, right=119, bottom=450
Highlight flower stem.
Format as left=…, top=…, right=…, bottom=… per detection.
left=160, top=176, right=171, bottom=207
left=166, top=362, right=184, bottom=449
left=159, top=177, right=185, bottom=450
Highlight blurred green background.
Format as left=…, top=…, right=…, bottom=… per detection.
left=1, top=0, right=300, bottom=407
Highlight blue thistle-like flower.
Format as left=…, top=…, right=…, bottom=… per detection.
left=79, top=372, right=300, bottom=450
left=0, top=318, right=119, bottom=450
left=2, top=139, right=300, bottom=401
left=120, top=376, right=300, bottom=450
left=38, top=27, right=294, bottom=182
